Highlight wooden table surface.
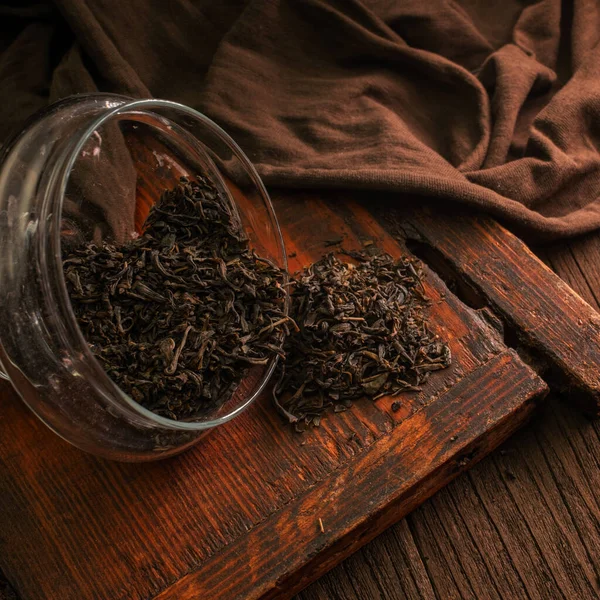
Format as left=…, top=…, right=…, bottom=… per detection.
left=294, top=230, right=600, bottom=600
left=2, top=225, right=600, bottom=600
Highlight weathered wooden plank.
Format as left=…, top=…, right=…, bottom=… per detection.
left=348, top=523, right=435, bottom=600
left=372, top=201, right=600, bottom=416
left=154, top=350, right=545, bottom=600
left=297, top=229, right=600, bottom=600
left=441, top=472, right=531, bottom=599
left=300, top=395, right=600, bottom=600
left=411, top=492, right=503, bottom=599
left=406, top=504, right=469, bottom=599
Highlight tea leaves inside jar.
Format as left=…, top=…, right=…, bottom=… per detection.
left=63, top=176, right=290, bottom=421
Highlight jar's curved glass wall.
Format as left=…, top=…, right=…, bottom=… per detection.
left=0, top=95, right=287, bottom=461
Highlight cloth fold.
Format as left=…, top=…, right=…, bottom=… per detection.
left=2, top=0, right=600, bottom=241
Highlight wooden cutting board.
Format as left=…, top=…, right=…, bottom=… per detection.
left=1, top=189, right=600, bottom=600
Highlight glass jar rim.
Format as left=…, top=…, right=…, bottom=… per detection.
left=51, top=96, right=286, bottom=432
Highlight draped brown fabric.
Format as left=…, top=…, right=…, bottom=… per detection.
left=1, top=0, right=600, bottom=241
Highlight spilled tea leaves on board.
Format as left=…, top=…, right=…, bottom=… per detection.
left=273, top=251, right=451, bottom=431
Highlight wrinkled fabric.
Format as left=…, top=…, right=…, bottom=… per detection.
left=1, top=0, right=600, bottom=240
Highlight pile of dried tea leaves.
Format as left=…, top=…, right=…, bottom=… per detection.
left=64, top=173, right=450, bottom=427
left=63, top=176, right=290, bottom=421
left=274, top=251, right=451, bottom=430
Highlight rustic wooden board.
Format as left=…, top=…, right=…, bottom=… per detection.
left=0, top=190, right=551, bottom=600
left=294, top=226, right=600, bottom=600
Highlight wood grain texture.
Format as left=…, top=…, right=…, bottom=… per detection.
left=296, top=226, right=600, bottom=600
left=154, top=351, right=543, bottom=600
left=0, top=190, right=548, bottom=600
left=297, top=392, right=600, bottom=600
left=374, top=199, right=600, bottom=415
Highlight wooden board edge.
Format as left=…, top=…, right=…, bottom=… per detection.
left=391, top=207, right=600, bottom=416
left=152, top=350, right=548, bottom=600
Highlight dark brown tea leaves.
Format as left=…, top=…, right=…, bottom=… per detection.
left=63, top=177, right=289, bottom=421
left=64, top=177, right=450, bottom=428
left=274, top=252, right=451, bottom=430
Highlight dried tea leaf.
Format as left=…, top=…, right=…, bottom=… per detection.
left=274, top=251, right=451, bottom=427
left=64, top=177, right=288, bottom=421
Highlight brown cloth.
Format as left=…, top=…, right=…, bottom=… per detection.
left=1, top=0, right=600, bottom=241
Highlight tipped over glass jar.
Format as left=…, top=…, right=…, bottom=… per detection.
left=0, top=95, right=288, bottom=461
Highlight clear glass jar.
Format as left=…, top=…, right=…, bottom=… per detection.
left=0, top=94, right=287, bottom=461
